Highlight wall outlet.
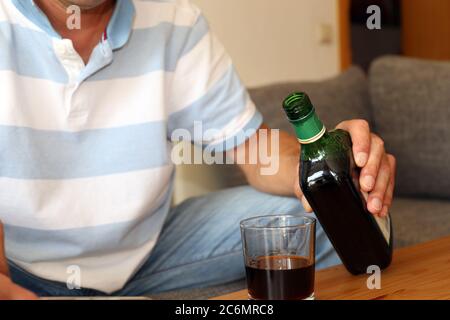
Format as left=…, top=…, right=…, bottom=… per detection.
left=317, top=23, right=333, bottom=44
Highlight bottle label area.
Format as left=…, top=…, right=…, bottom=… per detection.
left=297, top=125, right=326, bottom=144
left=362, top=190, right=391, bottom=245
left=374, top=215, right=391, bottom=245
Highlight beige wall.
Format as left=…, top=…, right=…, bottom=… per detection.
left=192, top=0, right=341, bottom=87
left=174, top=0, right=342, bottom=204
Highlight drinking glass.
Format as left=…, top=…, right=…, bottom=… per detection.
left=240, top=215, right=316, bottom=300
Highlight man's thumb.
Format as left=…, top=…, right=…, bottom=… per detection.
left=0, top=221, right=10, bottom=276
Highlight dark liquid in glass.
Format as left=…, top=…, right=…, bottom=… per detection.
left=245, top=255, right=314, bottom=300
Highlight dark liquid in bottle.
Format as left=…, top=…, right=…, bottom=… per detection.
left=245, top=255, right=315, bottom=300
left=301, top=138, right=392, bottom=274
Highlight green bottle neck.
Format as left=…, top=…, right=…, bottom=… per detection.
left=289, top=111, right=326, bottom=144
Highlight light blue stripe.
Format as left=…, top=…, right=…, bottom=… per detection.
left=168, top=65, right=250, bottom=142
left=78, top=41, right=114, bottom=82
left=106, top=0, right=135, bottom=50
left=0, top=16, right=209, bottom=82
left=4, top=180, right=173, bottom=262
left=88, top=15, right=209, bottom=81
left=0, top=122, right=169, bottom=179
left=0, top=22, right=68, bottom=82
left=11, top=0, right=60, bottom=38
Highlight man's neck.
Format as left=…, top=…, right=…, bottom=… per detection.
left=34, top=0, right=116, bottom=64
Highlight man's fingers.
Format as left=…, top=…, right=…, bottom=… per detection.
left=294, top=165, right=313, bottom=213
left=294, top=183, right=303, bottom=200
left=295, top=175, right=313, bottom=213
left=0, top=222, right=9, bottom=277
left=294, top=165, right=303, bottom=200
left=360, top=134, right=385, bottom=192
left=336, top=119, right=371, bottom=167
left=301, top=195, right=313, bottom=213
left=367, top=155, right=391, bottom=215
left=380, top=154, right=396, bottom=217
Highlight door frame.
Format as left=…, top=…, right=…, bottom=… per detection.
left=338, top=0, right=352, bottom=70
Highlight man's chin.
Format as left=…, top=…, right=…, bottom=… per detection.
left=58, top=0, right=112, bottom=10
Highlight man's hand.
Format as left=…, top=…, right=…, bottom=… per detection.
left=0, top=222, right=37, bottom=300
left=235, top=120, right=395, bottom=217
left=295, top=120, right=396, bottom=217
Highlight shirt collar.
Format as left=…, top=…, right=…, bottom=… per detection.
left=12, top=0, right=60, bottom=38
left=12, top=0, right=135, bottom=50
left=106, top=0, right=135, bottom=50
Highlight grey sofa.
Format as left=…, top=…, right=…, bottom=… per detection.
left=152, top=55, right=450, bottom=299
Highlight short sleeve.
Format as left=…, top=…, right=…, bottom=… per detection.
left=167, top=10, right=263, bottom=152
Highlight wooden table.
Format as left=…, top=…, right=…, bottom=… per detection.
left=214, top=236, right=450, bottom=300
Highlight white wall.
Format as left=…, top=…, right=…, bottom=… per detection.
left=192, top=0, right=341, bottom=87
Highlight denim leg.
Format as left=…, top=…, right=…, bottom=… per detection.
left=8, top=260, right=104, bottom=297
left=116, top=186, right=340, bottom=296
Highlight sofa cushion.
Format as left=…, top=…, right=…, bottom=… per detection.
left=221, top=66, right=372, bottom=188
left=390, top=197, right=450, bottom=248
left=370, top=56, right=450, bottom=198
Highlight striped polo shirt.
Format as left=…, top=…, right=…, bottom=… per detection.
left=0, top=0, right=262, bottom=293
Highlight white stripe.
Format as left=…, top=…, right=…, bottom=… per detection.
left=0, top=0, right=43, bottom=32
left=0, top=71, right=167, bottom=131
left=206, top=98, right=257, bottom=145
left=0, top=165, right=174, bottom=230
left=51, top=38, right=85, bottom=84
left=11, top=237, right=158, bottom=293
left=168, top=31, right=232, bottom=114
left=132, top=0, right=200, bottom=29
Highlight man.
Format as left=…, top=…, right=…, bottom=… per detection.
left=0, top=0, right=395, bottom=299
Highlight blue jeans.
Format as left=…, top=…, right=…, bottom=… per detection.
left=10, top=186, right=340, bottom=297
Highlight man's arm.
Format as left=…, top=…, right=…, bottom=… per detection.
left=230, top=120, right=396, bottom=217
left=230, top=124, right=300, bottom=197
